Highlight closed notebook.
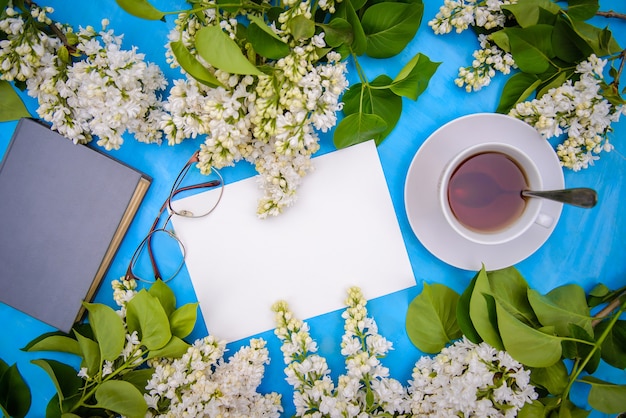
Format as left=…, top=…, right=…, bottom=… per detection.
left=0, top=118, right=151, bottom=333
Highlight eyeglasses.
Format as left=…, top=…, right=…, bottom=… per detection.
left=125, top=151, right=223, bottom=283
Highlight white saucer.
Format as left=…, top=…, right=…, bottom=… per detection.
left=404, top=113, right=564, bottom=271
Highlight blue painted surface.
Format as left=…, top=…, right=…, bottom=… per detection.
left=0, top=0, right=625, bottom=416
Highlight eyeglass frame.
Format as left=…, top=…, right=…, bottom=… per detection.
left=124, top=151, right=223, bottom=283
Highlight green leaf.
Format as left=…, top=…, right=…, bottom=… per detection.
left=557, top=398, right=592, bottom=418
left=195, top=25, right=262, bottom=75
left=503, top=25, right=555, bottom=74
left=169, top=303, right=198, bottom=339
left=146, top=336, right=190, bottom=359
left=170, top=41, right=222, bottom=88
left=469, top=266, right=503, bottom=350
left=529, top=360, right=569, bottom=395
left=495, top=300, right=563, bottom=367
left=580, top=376, right=626, bottom=414
left=215, top=0, right=241, bottom=14
left=501, top=0, right=560, bottom=28
left=248, top=23, right=291, bottom=60
left=390, top=53, right=440, bottom=101
left=148, top=279, right=177, bottom=317
left=456, top=272, right=482, bottom=343
left=0, top=81, right=31, bottom=122
left=115, top=0, right=165, bottom=20
left=552, top=17, right=591, bottom=62
left=587, top=283, right=611, bottom=307
left=349, top=0, right=367, bottom=11
left=535, top=70, right=570, bottom=99
left=95, top=380, right=147, bottom=418
left=517, top=400, right=546, bottom=418
left=126, top=289, right=172, bottom=351
left=568, top=19, right=622, bottom=56
left=83, top=302, right=126, bottom=361
left=343, top=0, right=367, bottom=55
left=406, top=283, right=461, bottom=353
left=595, top=319, right=626, bottom=369
left=73, top=330, right=101, bottom=377
left=288, top=15, right=316, bottom=40
left=122, top=368, right=155, bottom=394
left=496, top=72, right=541, bottom=113
left=565, top=0, right=599, bottom=21
left=362, top=2, right=423, bottom=58
left=23, top=335, right=81, bottom=356
left=561, top=324, right=599, bottom=373
left=318, top=18, right=353, bottom=47
left=341, top=76, right=403, bottom=140
left=333, top=112, right=387, bottom=149
left=31, top=359, right=83, bottom=402
left=528, top=284, right=592, bottom=337
left=490, top=30, right=510, bottom=53
left=247, top=14, right=282, bottom=41
left=488, top=267, right=538, bottom=327
left=0, top=363, right=31, bottom=418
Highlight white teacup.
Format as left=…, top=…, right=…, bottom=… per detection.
left=439, top=142, right=555, bottom=245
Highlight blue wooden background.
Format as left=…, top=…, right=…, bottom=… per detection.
left=1, top=0, right=625, bottom=416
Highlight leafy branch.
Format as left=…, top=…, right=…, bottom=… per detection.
left=21, top=280, right=198, bottom=418
left=406, top=266, right=626, bottom=417
left=117, top=0, right=439, bottom=149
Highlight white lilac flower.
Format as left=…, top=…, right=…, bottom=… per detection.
left=407, top=336, right=537, bottom=417
left=455, top=34, right=517, bottom=92
left=509, top=54, right=624, bottom=170
left=77, top=367, right=89, bottom=379
left=161, top=2, right=348, bottom=217
left=428, top=0, right=516, bottom=35
left=145, top=336, right=282, bottom=417
left=111, top=277, right=138, bottom=307
left=21, top=21, right=167, bottom=149
left=0, top=2, right=59, bottom=82
left=273, top=287, right=409, bottom=416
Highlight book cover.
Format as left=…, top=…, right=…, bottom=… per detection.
left=0, top=118, right=151, bottom=333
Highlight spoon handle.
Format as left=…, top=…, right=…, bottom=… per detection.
left=521, top=188, right=598, bottom=208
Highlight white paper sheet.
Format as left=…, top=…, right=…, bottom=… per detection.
left=171, top=140, right=416, bottom=342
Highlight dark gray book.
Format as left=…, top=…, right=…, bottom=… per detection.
left=0, top=118, right=151, bottom=332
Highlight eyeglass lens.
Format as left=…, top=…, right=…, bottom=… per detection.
left=168, top=162, right=223, bottom=218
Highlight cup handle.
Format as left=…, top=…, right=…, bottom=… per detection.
left=535, top=213, right=554, bottom=228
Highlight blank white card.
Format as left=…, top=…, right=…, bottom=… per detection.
left=171, top=140, right=416, bottom=342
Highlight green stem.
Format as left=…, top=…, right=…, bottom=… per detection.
left=69, top=348, right=148, bottom=412
left=350, top=52, right=374, bottom=115
left=562, top=303, right=625, bottom=402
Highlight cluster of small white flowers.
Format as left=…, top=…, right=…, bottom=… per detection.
left=1, top=3, right=168, bottom=149
left=456, top=33, right=516, bottom=92
left=25, top=20, right=167, bottom=150
left=428, top=0, right=516, bottom=35
left=407, top=336, right=537, bottom=417
left=160, top=2, right=348, bottom=217
left=111, top=276, right=138, bottom=308
left=273, top=287, right=409, bottom=417
left=145, top=336, right=282, bottom=417
left=429, top=0, right=518, bottom=92
left=0, top=2, right=59, bottom=82
left=509, top=54, right=625, bottom=170
left=317, top=0, right=343, bottom=14
left=250, top=50, right=347, bottom=217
